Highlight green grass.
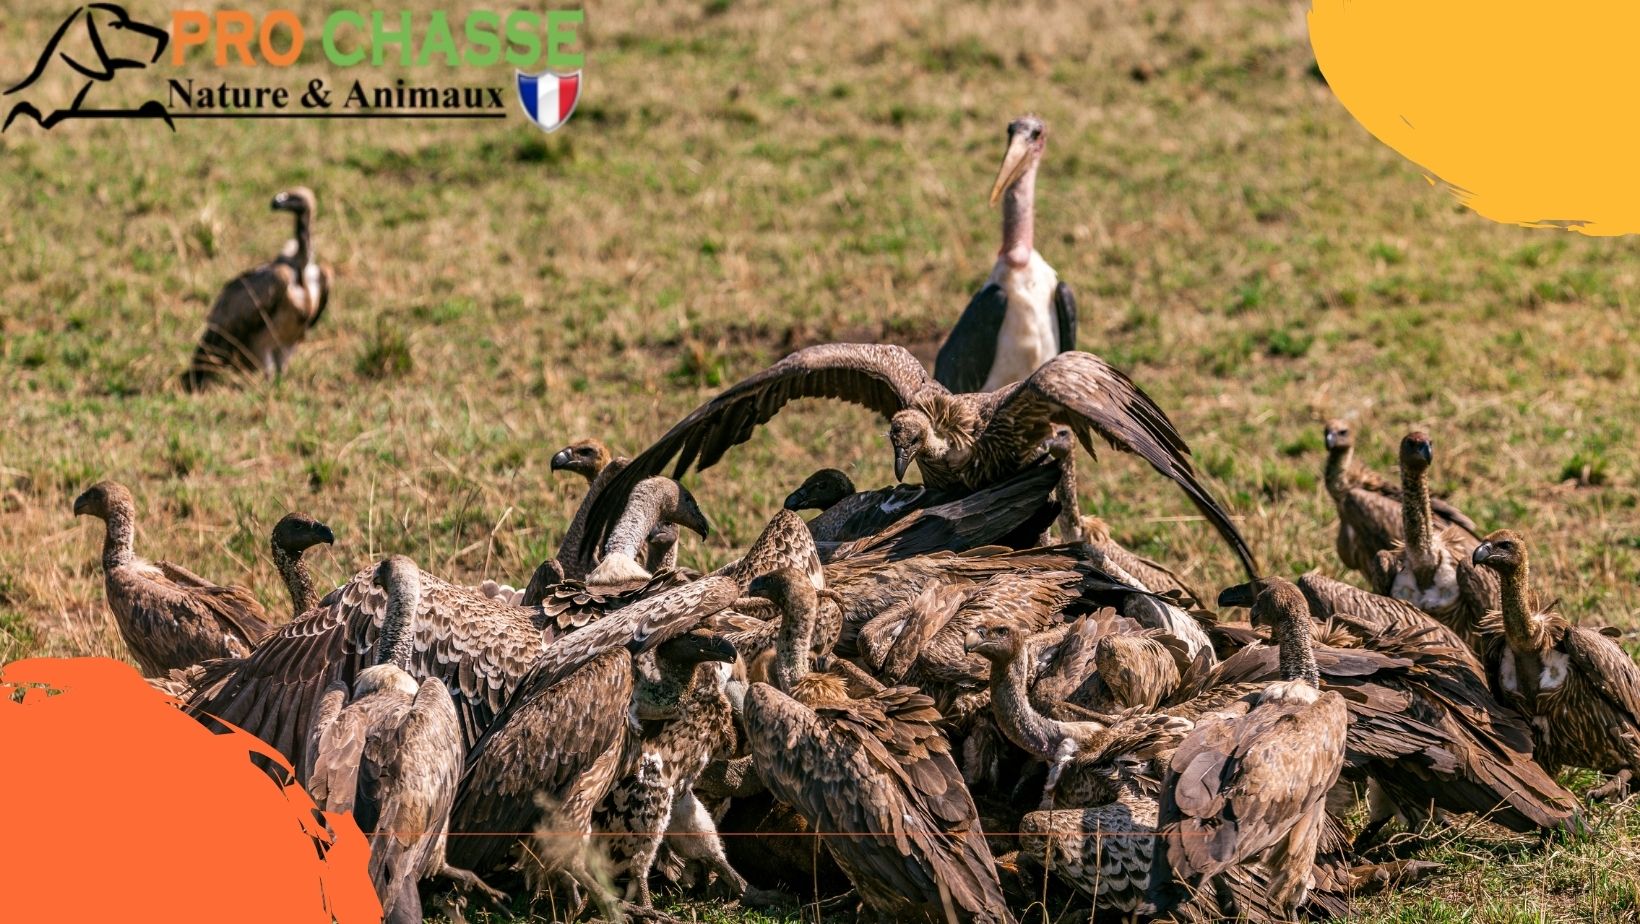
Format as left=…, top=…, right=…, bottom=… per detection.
left=3, top=0, right=1639, bottom=919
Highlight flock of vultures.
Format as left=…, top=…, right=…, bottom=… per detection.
left=59, top=116, right=1640, bottom=923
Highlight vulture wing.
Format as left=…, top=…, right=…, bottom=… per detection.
left=997, top=351, right=1257, bottom=579
left=183, top=262, right=297, bottom=386
left=187, top=566, right=548, bottom=779
left=369, top=679, right=464, bottom=914
left=446, top=649, right=634, bottom=876
left=580, top=343, right=934, bottom=562
left=934, top=283, right=1008, bottom=393
left=1564, top=626, right=1640, bottom=729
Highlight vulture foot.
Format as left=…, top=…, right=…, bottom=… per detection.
left=437, top=863, right=510, bottom=908
left=1588, top=769, right=1634, bottom=802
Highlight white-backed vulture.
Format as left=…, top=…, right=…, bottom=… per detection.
left=743, top=568, right=1015, bottom=924
left=1369, top=432, right=1498, bottom=652
left=182, top=187, right=331, bottom=390
left=307, top=557, right=505, bottom=923
left=73, top=480, right=273, bottom=676
left=269, top=513, right=334, bottom=618
left=1152, top=578, right=1348, bottom=921
left=445, top=576, right=740, bottom=920
left=578, top=343, right=1257, bottom=579
left=1473, top=530, right=1640, bottom=799
left=1322, top=420, right=1478, bottom=579
left=935, top=114, right=1076, bottom=394
left=585, top=476, right=710, bottom=586
left=1212, top=578, right=1579, bottom=838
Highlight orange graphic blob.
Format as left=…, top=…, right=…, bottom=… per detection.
left=1310, top=1, right=1640, bottom=235
left=0, top=657, right=381, bottom=924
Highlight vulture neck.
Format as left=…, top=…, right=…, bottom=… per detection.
left=1498, top=561, right=1546, bottom=655
left=289, top=210, right=313, bottom=268
left=272, top=543, right=316, bottom=617
left=1400, top=462, right=1437, bottom=573
left=986, top=639, right=1072, bottom=759
left=557, top=458, right=626, bottom=580
left=603, top=479, right=672, bottom=567
left=1323, top=444, right=1353, bottom=498
left=773, top=591, right=817, bottom=694
left=1000, top=163, right=1038, bottom=269
left=375, top=582, right=417, bottom=670
left=100, top=504, right=137, bottom=570
left=1273, top=605, right=1321, bottom=688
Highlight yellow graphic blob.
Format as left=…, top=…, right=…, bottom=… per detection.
left=1310, top=1, right=1640, bottom=235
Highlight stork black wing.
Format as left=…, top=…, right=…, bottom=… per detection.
left=934, top=283, right=1007, bottom=393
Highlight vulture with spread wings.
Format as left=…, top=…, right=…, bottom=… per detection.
left=580, top=343, right=1256, bottom=578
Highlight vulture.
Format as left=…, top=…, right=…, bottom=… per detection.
left=934, top=114, right=1076, bottom=394
left=584, top=476, right=710, bottom=586
left=592, top=631, right=745, bottom=907
left=579, top=342, right=1256, bottom=579
left=445, top=576, right=740, bottom=920
left=1152, top=578, right=1348, bottom=922
left=306, top=557, right=505, bottom=923
left=269, top=513, right=334, bottom=617
left=1213, top=580, right=1580, bottom=839
left=540, top=436, right=628, bottom=585
left=73, top=480, right=273, bottom=676
left=182, top=187, right=332, bottom=390
left=782, top=467, right=950, bottom=544
left=1322, top=420, right=1478, bottom=580
left=1369, top=432, right=1497, bottom=652
left=742, top=568, right=1016, bottom=924
left=1473, top=530, right=1640, bottom=799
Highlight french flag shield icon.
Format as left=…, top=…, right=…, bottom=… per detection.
left=516, top=70, right=581, bottom=132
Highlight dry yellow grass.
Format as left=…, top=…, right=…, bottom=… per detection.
left=3, top=0, right=1639, bottom=919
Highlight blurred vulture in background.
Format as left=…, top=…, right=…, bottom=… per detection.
left=936, top=114, right=1076, bottom=394
left=182, top=187, right=331, bottom=390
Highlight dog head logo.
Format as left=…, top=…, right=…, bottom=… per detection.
left=4, top=3, right=172, bottom=132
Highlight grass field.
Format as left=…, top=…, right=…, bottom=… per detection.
left=4, top=0, right=1640, bottom=920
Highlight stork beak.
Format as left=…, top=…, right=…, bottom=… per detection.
left=893, top=446, right=915, bottom=482
left=549, top=448, right=573, bottom=471
left=989, top=133, right=1035, bottom=207
left=1472, top=542, right=1492, bottom=566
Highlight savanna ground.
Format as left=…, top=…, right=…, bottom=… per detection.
left=3, top=0, right=1639, bottom=920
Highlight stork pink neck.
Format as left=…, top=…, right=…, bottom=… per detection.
left=999, top=161, right=1037, bottom=269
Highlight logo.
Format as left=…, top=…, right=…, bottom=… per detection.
left=4, top=4, right=173, bottom=131
left=515, top=69, right=579, bottom=132
left=4, top=7, right=585, bottom=132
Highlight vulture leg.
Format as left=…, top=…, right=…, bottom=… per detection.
left=1589, top=769, right=1633, bottom=801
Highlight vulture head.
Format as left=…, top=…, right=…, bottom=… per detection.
left=654, top=629, right=739, bottom=669
left=783, top=468, right=855, bottom=512
left=270, top=513, right=335, bottom=556
left=745, top=567, right=819, bottom=622
left=271, top=187, right=317, bottom=216
left=990, top=114, right=1047, bottom=206
left=550, top=437, right=612, bottom=482
left=1322, top=419, right=1353, bottom=452
left=1399, top=430, right=1435, bottom=473
left=1247, top=578, right=1308, bottom=630
left=72, top=480, right=135, bottom=521
left=889, top=409, right=944, bottom=481
left=963, top=616, right=1029, bottom=664
left=1472, top=529, right=1529, bottom=575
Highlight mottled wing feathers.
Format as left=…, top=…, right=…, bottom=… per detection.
left=1003, top=352, right=1257, bottom=579
left=934, top=283, right=1007, bottom=394
left=1564, top=627, right=1640, bottom=729
left=580, top=343, right=933, bottom=561
left=447, top=649, right=634, bottom=875
left=369, top=679, right=464, bottom=910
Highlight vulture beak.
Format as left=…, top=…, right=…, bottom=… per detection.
left=270, top=192, right=292, bottom=211
left=989, top=131, right=1035, bottom=207
left=961, top=630, right=983, bottom=653
left=672, top=486, right=712, bottom=540
left=71, top=491, right=92, bottom=516
left=549, top=448, right=574, bottom=471
left=1413, top=440, right=1433, bottom=465
left=1471, top=542, right=1493, bottom=566
left=781, top=485, right=810, bottom=512
left=313, top=523, right=336, bottom=546
left=1216, top=582, right=1258, bottom=608
left=893, top=445, right=916, bottom=482
left=1323, top=431, right=1338, bottom=450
